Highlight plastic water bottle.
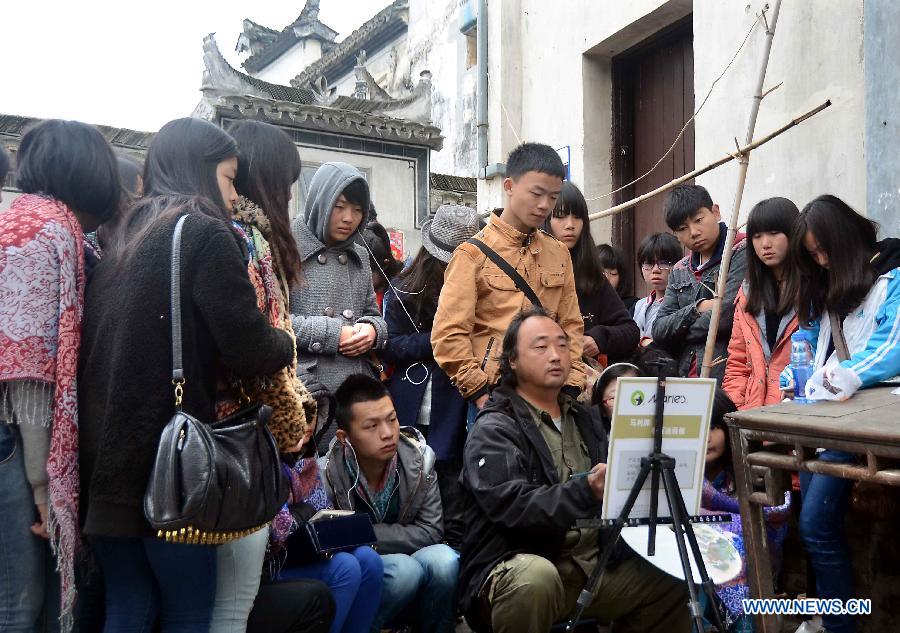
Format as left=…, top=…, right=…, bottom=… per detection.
left=790, top=331, right=814, bottom=404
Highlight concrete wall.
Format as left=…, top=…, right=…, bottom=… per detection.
left=476, top=0, right=870, bottom=247
left=864, top=0, right=900, bottom=235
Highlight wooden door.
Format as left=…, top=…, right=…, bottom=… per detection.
left=612, top=18, right=694, bottom=297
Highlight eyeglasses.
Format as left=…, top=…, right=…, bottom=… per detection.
left=641, top=261, right=673, bottom=272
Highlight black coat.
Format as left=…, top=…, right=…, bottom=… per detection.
left=578, top=276, right=640, bottom=363
left=78, top=212, right=294, bottom=538
left=458, top=383, right=607, bottom=614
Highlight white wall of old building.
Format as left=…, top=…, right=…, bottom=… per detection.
left=693, top=0, right=865, bottom=220
left=405, top=0, right=478, bottom=178
left=476, top=0, right=867, bottom=244
left=327, top=0, right=479, bottom=181
left=255, top=39, right=326, bottom=85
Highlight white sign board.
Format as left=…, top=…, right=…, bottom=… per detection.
left=601, top=377, right=716, bottom=520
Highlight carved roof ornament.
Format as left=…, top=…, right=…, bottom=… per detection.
left=197, top=34, right=441, bottom=139
left=310, top=76, right=338, bottom=105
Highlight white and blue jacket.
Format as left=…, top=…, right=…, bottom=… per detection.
left=781, top=265, right=900, bottom=389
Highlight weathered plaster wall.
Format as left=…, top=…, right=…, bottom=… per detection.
left=864, top=0, right=900, bottom=235
left=477, top=0, right=690, bottom=244
left=255, top=39, right=325, bottom=85
left=406, top=0, right=477, bottom=178
left=693, top=0, right=866, bottom=225
left=477, top=0, right=869, bottom=245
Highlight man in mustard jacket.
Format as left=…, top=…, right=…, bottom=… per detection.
left=431, top=142, right=586, bottom=426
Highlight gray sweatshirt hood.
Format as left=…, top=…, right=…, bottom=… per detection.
left=304, top=161, right=371, bottom=247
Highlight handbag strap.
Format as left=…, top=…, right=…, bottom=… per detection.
left=466, top=238, right=543, bottom=309
left=828, top=311, right=851, bottom=362
left=171, top=215, right=189, bottom=408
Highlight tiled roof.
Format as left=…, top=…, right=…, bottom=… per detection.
left=0, top=114, right=153, bottom=149
left=430, top=172, right=476, bottom=193
left=290, top=0, right=408, bottom=88
left=234, top=66, right=318, bottom=104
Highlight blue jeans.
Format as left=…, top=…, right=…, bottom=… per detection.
left=210, top=527, right=268, bottom=633
left=0, top=423, right=59, bottom=633
left=278, top=546, right=383, bottom=633
left=466, top=402, right=480, bottom=433
left=799, top=451, right=856, bottom=633
left=90, top=536, right=218, bottom=633
left=377, top=544, right=459, bottom=633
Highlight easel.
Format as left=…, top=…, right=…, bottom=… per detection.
left=566, top=362, right=726, bottom=633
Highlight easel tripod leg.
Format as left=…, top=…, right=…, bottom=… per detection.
left=565, top=461, right=653, bottom=632
left=667, top=467, right=728, bottom=633
left=661, top=466, right=723, bottom=633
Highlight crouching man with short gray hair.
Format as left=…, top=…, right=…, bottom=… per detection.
left=459, top=307, right=690, bottom=633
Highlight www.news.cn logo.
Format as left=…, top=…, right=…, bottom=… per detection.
left=742, top=598, right=872, bottom=616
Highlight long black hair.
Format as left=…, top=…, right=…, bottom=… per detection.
left=109, top=118, right=239, bottom=257
left=790, top=195, right=878, bottom=326
left=744, top=197, right=799, bottom=316
left=16, top=119, right=122, bottom=223
left=544, top=181, right=605, bottom=297
left=393, top=246, right=447, bottom=330
left=228, top=120, right=303, bottom=286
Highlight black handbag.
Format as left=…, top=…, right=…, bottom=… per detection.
left=143, top=214, right=289, bottom=544
left=282, top=512, right=377, bottom=567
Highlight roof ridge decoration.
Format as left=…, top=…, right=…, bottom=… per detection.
left=290, top=0, right=409, bottom=88
left=197, top=34, right=441, bottom=147
left=239, top=0, right=338, bottom=73
left=216, top=94, right=443, bottom=150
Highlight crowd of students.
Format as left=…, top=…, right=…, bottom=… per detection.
left=2, top=119, right=898, bottom=633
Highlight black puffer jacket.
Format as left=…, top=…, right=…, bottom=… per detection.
left=458, top=382, right=607, bottom=614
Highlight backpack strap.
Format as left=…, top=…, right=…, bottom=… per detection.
left=466, top=238, right=543, bottom=309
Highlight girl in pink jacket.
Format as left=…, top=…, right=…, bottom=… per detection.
left=723, top=197, right=800, bottom=409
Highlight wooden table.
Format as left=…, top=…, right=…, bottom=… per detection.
left=726, top=386, right=900, bottom=632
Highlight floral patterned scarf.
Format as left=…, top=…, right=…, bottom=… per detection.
left=0, top=194, right=86, bottom=632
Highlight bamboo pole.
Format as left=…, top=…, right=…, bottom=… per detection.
left=700, top=0, right=782, bottom=380
left=588, top=98, right=830, bottom=223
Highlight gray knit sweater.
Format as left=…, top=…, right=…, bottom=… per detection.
left=289, top=162, right=388, bottom=403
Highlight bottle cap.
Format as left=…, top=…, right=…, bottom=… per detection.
left=791, top=330, right=809, bottom=342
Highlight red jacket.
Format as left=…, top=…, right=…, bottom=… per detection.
left=723, top=287, right=798, bottom=410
